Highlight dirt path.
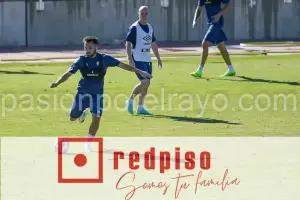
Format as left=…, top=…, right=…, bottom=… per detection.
left=1, top=43, right=299, bottom=63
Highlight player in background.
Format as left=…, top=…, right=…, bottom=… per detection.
left=49, top=36, right=151, bottom=152
left=191, top=0, right=236, bottom=78
left=125, top=6, right=162, bottom=115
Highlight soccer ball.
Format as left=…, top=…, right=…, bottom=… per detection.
left=54, top=138, right=69, bottom=154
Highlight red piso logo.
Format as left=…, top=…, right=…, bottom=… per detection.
left=57, top=137, right=103, bottom=183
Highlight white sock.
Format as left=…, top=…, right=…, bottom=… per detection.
left=228, top=65, right=234, bottom=71
left=85, top=134, right=94, bottom=152
left=87, top=133, right=94, bottom=142
left=198, top=65, right=204, bottom=72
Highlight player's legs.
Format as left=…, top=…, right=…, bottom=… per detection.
left=136, top=79, right=151, bottom=115
left=217, top=40, right=236, bottom=76
left=69, top=92, right=90, bottom=123
left=200, top=40, right=211, bottom=67
left=137, top=62, right=152, bottom=114
left=191, top=25, right=216, bottom=78
left=127, top=80, right=150, bottom=114
left=85, top=94, right=103, bottom=152
left=89, top=115, right=101, bottom=134
left=89, top=93, right=103, bottom=133
left=84, top=114, right=101, bottom=152
left=126, top=62, right=152, bottom=115
left=128, top=83, right=143, bottom=104
left=217, top=41, right=231, bottom=65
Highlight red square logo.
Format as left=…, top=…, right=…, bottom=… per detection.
left=57, top=137, right=103, bottom=183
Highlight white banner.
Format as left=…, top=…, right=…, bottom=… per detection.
left=1, top=137, right=300, bottom=200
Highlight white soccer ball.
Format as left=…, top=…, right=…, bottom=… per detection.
left=54, top=139, right=69, bottom=154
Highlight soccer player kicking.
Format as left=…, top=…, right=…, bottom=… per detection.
left=49, top=36, right=151, bottom=152
left=191, top=0, right=236, bottom=78
left=125, top=6, right=162, bottom=115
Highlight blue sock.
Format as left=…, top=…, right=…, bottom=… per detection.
left=198, top=66, right=204, bottom=72
left=228, top=65, right=234, bottom=71
left=138, top=105, right=144, bottom=111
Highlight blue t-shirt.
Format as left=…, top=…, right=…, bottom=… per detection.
left=68, top=53, right=120, bottom=94
left=125, top=22, right=156, bottom=49
left=198, top=0, right=229, bottom=26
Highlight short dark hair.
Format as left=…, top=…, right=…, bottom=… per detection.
left=82, top=36, right=99, bottom=44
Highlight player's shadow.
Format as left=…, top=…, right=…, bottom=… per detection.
left=144, top=115, right=240, bottom=125
left=209, top=75, right=300, bottom=86
left=0, top=70, right=54, bottom=75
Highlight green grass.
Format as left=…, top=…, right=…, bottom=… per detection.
left=0, top=55, right=300, bottom=137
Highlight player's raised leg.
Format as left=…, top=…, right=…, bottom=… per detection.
left=217, top=41, right=236, bottom=77
left=69, top=92, right=90, bottom=123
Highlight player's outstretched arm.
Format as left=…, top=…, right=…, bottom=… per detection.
left=118, top=62, right=152, bottom=79
left=49, top=71, right=73, bottom=88
left=50, top=56, right=81, bottom=88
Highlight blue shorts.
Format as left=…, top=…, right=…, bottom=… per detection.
left=70, top=92, right=103, bottom=118
left=203, top=24, right=227, bottom=45
left=134, top=61, right=152, bottom=80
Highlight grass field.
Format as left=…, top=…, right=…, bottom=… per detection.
left=0, top=55, right=300, bottom=137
